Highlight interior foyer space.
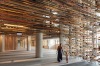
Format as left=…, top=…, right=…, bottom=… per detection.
left=0, top=0, right=100, bottom=66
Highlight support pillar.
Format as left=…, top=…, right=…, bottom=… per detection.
left=24, top=38, right=27, bottom=49
left=36, top=32, right=43, bottom=58
left=16, top=37, right=21, bottom=50
left=59, top=23, right=66, bottom=45
left=60, top=34, right=65, bottom=44
left=27, top=36, right=31, bottom=51
left=0, top=35, right=5, bottom=52
left=47, top=39, right=50, bottom=49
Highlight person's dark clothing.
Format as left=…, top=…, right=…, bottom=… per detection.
left=57, top=46, right=63, bottom=62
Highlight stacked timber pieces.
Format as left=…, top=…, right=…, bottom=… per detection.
left=61, top=61, right=99, bottom=66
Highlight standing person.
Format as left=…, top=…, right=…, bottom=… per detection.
left=57, top=44, right=63, bottom=62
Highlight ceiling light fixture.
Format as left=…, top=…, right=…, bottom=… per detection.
left=43, top=15, right=50, bottom=18
left=96, top=12, right=100, bottom=17
left=4, top=24, right=28, bottom=28
left=52, top=12, right=58, bottom=15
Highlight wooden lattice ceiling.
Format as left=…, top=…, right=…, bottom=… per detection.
left=0, top=0, right=100, bottom=36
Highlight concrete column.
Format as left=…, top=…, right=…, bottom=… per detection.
left=60, top=34, right=65, bottom=44
left=24, top=38, right=27, bottom=49
left=36, top=32, right=43, bottom=58
left=59, top=23, right=66, bottom=45
left=0, top=35, right=5, bottom=52
left=17, top=37, right=21, bottom=50
left=47, top=39, right=50, bottom=49
left=27, top=36, right=31, bottom=51
left=54, top=40, right=56, bottom=49
left=59, top=23, right=63, bottom=44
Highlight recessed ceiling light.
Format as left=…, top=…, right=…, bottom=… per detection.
left=96, top=12, right=100, bottom=17
left=45, top=20, right=50, bottom=23
left=43, top=15, right=50, bottom=18
left=52, top=12, right=58, bottom=15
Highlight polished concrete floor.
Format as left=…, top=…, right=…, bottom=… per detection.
left=0, top=56, right=83, bottom=66
left=0, top=47, right=57, bottom=62
left=0, top=56, right=99, bottom=66
left=0, top=48, right=99, bottom=66
left=0, top=48, right=83, bottom=66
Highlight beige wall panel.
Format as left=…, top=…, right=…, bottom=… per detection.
left=5, top=35, right=17, bottom=51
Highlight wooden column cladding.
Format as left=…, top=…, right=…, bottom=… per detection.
left=5, top=34, right=17, bottom=51
left=0, top=35, right=2, bottom=52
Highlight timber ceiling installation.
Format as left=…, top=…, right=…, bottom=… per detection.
left=0, top=0, right=100, bottom=38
